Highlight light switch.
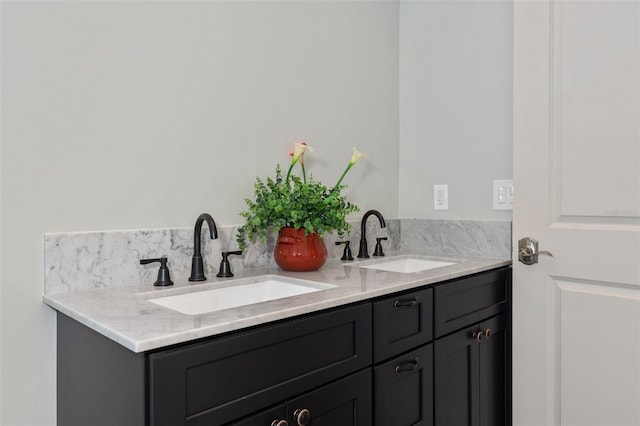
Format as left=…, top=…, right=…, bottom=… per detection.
left=498, top=186, right=507, bottom=204
left=493, top=179, right=513, bottom=210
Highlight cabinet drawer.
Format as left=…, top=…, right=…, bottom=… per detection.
left=287, top=368, right=372, bottom=426
left=228, top=405, right=287, bottom=426
left=149, top=303, right=372, bottom=426
left=373, top=287, right=433, bottom=362
left=434, top=267, right=511, bottom=338
left=229, top=369, right=372, bottom=426
left=374, top=344, right=434, bottom=426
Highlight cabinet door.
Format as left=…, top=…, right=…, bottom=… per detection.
left=286, top=369, right=372, bottom=426
left=374, top=344, right=433, bottom=426
left=434, top=313, right=508, bottom=426
left=478, top=313, right=510, bottom=426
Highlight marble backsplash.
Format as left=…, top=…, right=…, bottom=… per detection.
left=401, top=219, right=511, bottom=259
left=44, top=218, right=510, bottom=295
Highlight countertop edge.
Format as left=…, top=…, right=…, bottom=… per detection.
left=43, top=254, right=512, bottom=353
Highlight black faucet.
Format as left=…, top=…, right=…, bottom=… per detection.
left=140, top=256, right=174, bottom=286
left=216, top=250, right=243, bottom=278
left=357, top=209, right=386, bottom=259
left=189, top=213, right=218, bottom=281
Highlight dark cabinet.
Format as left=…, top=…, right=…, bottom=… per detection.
left=231, top=369, right=371, bottom=426
left=57, top=266, right=511, bottom=426
left=374, top=344, right=434, bottom=426
left=372, top=266, right=512, bottom=426
left=372, top=287, right=435, bottom=426
left=58, top=303, right=371, bottom=426
left=433, top=267, right=510, bottom=338
left=230, top=405, right=287, bottom=426
left=149, top=303, right=372, bottom=425
left=287, top=369, right=372, bottom=426
left=434, top=312, right=510, bottom=426
left=433, top=267, right=512, bottom=426
left=373, top=287, right=433, bottom=363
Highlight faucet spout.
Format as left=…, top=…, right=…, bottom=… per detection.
left=189, top=213, right=218, bottom=281
left=357, top=209, right=386, bottom=259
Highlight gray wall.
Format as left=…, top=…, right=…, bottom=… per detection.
left=0, top=1, right=513, bottom=424
left=399, top=1, right=513, bottom=220
left=1, top=2, right=399, bottom=424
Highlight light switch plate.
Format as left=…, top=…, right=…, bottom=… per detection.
left=493, top=179, right=513, bottom=210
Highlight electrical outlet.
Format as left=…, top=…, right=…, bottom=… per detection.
left=434, top=184, right=448, bottom=210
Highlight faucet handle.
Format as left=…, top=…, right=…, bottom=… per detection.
left=373, top=237, right=387, bottom=257
left=335, top=241, right=354, bottom=261
left=140, top=257, right=174, bottom=286
left=216, top=250, right=243, bottom=278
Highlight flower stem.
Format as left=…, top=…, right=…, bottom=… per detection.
left=285, top=161, right=296, bottom=183
left=332, top=163, right=353, bottom=192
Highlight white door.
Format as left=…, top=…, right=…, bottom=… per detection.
left=513, top=1, right=640, bottom=426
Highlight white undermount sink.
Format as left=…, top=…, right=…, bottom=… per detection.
left=358, top=257, right=456, bottom=273
left=147, top=277, right=336, bottom=315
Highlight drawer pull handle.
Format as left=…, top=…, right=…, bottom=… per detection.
left=484, top=328, right=492, bottom=340
left=293, top=408, right=311, bottom=426
left=394, top=297, right=418, bottom=308
left=271, top=421, right=288, bottom=426
left=395, top=357, right=420, bottom=374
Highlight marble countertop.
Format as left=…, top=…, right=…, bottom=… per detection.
left=42, top=252, right=511, bottom=353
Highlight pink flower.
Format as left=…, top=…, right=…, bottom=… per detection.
left=286, top=142, right=314, bottom=183
left=289, top=141, right=313, bottom=165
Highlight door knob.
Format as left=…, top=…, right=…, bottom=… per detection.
left=518, top=237, right=553, bottom=265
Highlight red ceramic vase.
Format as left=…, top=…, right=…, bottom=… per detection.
left=274, top=227, right=328, bottom=272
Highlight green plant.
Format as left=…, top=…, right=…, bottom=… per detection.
left=236, top=143, right=365, bottom=250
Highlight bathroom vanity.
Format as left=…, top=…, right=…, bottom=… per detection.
left=48, top=254, right=511, bottom=426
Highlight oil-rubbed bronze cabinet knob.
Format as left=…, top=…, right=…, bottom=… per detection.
left=472, top=328, right=492, bottom=343
left=271, top=420, right=288, bottom=426
left=293, top=408, right=311, bottom=426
